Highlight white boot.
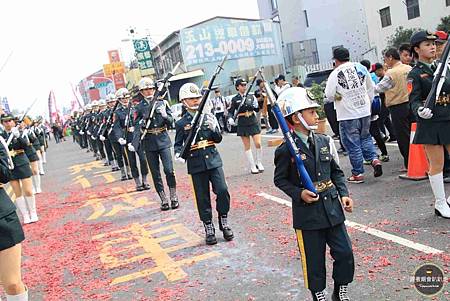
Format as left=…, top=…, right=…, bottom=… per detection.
left=38, top=160, right=45, bottom=175
left=255, top=148, right=264, bottom=172
left=33, top=174, right=42, bottom=194
left=6, top=287, right=28, bottom=301
left=25, top=195, right=38, bottom=223
left=429, top=172, right=450, bottom=219
left=15, top=197, right=31, bottom=224
left=245, top=150, right=259, bottom=174
left=42, top=151, right=47, bottom=163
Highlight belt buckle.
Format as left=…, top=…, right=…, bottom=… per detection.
left=246, top=111, right=251, bottom=117
left=197, top=140, right=208, bottom=149
left=315, top=182, right=326, bottom=193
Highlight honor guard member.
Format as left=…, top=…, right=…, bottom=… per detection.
left=88, top=100, right=101, bottom=160
left=100, top=94, right=120, bottom=171
left=21, top=119, right=42, bottom=194
left=134, top=77, right=179, bottom=210
left=33, top=118, right=46, bottom=174
left=1, top=114, right=38, bottom=224
left=174, top=83, right=233, bottom=245
left=408, top=31, right=450, bottom=218
left=125, top=96, right=150, bottom=191
left=95, top=99, right=108, bottom=163
left=0, top=134, right=28, bottom=301
left=112, top=88, right=132, bottom=181
left=273, top=88, right=354, bottom=301
left=74, top=109, right=84, bottom=148
left=227, top=78, right=264, bottom=174
left=81, top=104, right=92, bottom=152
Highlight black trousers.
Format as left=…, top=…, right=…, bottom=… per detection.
left=145, top=147, right=176, bottom=192
left=267, top=105, right=279, bottom=130
left=81, top=133, right=88, bottom=148
left=111, top=142, right=128, bottom=168
left=97, top=139, right=106, bottom=159
left=370, top=120, right=387, bottom=156
left=126, top=147, right=149, bottom=179
left=215, top=112, right=225, bottom=131
left=324, top=102, right=339, bottom=137
left=295, top=223, right=354, bottom=293
left=190, top=167, right=230, bottom=222
left=104, top=139, right=115, bottom=162
left=388, top=103, right=411, bottom=167
left=378, top=95, right=396, bottom=139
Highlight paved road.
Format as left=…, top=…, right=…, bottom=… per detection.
left=15, top=133, right=449, bottom=300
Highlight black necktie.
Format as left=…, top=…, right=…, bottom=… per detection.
left=307, top=136, right=315, bottom=155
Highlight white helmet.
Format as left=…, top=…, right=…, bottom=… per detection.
left=91, top=100, right=99, bottom=107
left=78, top=109, right=84, bottom=114
left=179, top=83, right=202, bottom=100
left=277, top=87, right=320, bottom=117
left=106, top=93, right=116, bottom=102
left=138, top=77, right=155, bottom=90
left=115, top=88, right=130, bottom=99
left=98, top=99, right=106, bottom=106
left=85, top=104, right=92, bottom=110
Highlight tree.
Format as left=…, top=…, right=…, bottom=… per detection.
left=437, top=16, right=450, bottom=33
left=386, top=26, right=423, bottom=49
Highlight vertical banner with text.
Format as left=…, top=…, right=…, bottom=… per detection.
left=133, top=39, right=153, bottom=70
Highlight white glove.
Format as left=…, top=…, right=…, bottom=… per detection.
left=87, top=130, right=91, bottom=135
left=174, top=153, right=185, bottom=164
left=227, top=118, right=235, bottom=126
left=99, top=135, right=106, bottom=141
left=91, top=136, right=96, bottom=141
left=157, top=81, right=164, bottom=90
left=206, top=114, right=218, bottom=130
left=118, top=138, right=126, bottom=145
left=76, top=126, right=79, bottom=130
left=252, top=97, right=259, bottom=109
left=418, top=107, right=433, bottom=119
left=11, top=127, right=20, bottom=138
left=128, top=126, right=134, bottom=133
left=80, top=131, right=84, bottom=135
left=158, top=105, right=168, bottom=119
left=128, top=143, right=135, bottom=152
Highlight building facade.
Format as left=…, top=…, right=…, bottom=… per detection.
left=151, top=16, right=284, bottom=100
left=363, top=0, right=450, bottom=57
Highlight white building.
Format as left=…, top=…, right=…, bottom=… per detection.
left=363, top=0, right=450, bottom=58
left=257, top=0, right=373, bottom=70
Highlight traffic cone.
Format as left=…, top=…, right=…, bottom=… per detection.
left=399, top=123, right=429, bottom=181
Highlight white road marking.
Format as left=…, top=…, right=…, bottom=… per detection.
left=256, top=192, right=444, bottom=255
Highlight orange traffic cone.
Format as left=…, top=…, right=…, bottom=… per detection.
left=399, top=122, right=429, bottom=180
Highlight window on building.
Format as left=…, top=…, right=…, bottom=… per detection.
left=447, top=0, right=450, bottom=6
left=406, top=0, right=420, bottom=19
left=304, top=10, right=309, bottom=27
left=270, top=0, right=278, bottom=11
left=379, top=7, right=392, bottom=28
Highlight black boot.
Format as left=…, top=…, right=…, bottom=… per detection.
left=169, top=187, right=179, bottom=209
left=134, top=178, right=144, bottom=191
left=141, top=175, right=151, bottom=190
left=203, top=221, right=217, bottom=245
left=120, top=168, right=127, bottom=181
left=126, top=167, right=132, bottom=180
left=218, top=214, right=234, bottom=241
left=332, top=285, right=350, bottom=301
left=312, top=290, right=327, bottom=301
left=158, top=191, right=170, bottom=211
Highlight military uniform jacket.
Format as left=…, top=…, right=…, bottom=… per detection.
left=174, top=112, right=223, bottom=175
left=111, top=105, right=128, bottom=142
left=133, top=99, right=173, bottom=151
left=228, top=94, right=259, bottom=127
left=274, top=132, right=349, bottom=230
left=408, top=61, right=450, bottom=122
left=0, top=139, right=15, bottom=219
left=0, top=131, right=30, bottom=168
left=33, top=125, right=45, bottom=147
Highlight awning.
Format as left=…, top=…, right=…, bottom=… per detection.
left=169, top=69, right=204, bottom=81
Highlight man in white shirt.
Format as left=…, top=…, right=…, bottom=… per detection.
left=212, top=88, right=226, bottom=132
left=274, top=74, right=291, bottom=95
left=325, top=47, right=382, bottom=183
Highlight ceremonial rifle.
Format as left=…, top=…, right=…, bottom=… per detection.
left=140, top=62, right=180, bottom=140
left=178, top=55, right=227, bottom=160
left=260, top=69, right=317, bottom=194
left=100, top=100, right=120, bottom=137
left=425, top=36, right=450, bottom=109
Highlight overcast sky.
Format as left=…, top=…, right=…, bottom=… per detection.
left=0, top=0, right=260, bottom=118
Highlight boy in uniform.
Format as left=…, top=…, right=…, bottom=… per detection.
left=174, top=83, right=233, bottom=245
left=273, top=87, right=354, bottom=301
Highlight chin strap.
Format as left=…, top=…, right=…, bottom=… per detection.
left=182, top=100, right=199, bottom=110
left=296, top=112, right=318, bottom=131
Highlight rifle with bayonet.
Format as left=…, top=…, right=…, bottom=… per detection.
left=425, top=36, right=450, bottom=110
left=140, top=62, right=180, bottom=140
left=178, top=55, right=227, bottom=160
left=259, top=68, right=317, bottom=194
left=100, top=100, right=120, bottom=137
